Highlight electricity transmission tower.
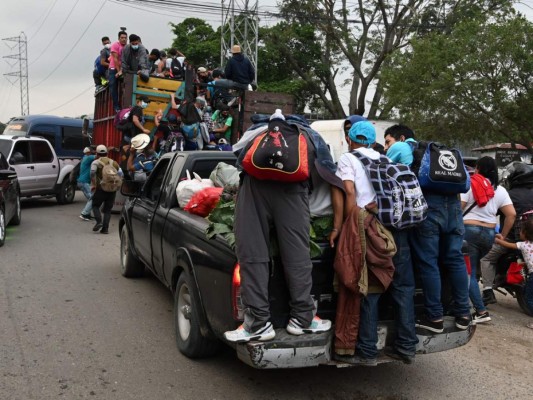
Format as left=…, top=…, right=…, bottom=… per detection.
left=3, top=32, right=29, bottom=116
left=221, top=0, right=259, bottom=82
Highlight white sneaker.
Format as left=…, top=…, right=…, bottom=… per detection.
left=224, top=322, right=275, bottom=343
left=286, top=316, right=332, bottom=335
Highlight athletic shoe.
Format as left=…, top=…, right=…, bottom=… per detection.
left=224, top=322, right=275, bottom=343
left=92, top=222, right=103, bottom=232
left=472, top=311, right=491, bottom=324
left=286, top=316, right=332, bottom=335
left=384, top=348, right=415, bottom=365
left=79, top=214, right=91, bottom=221
left=100, top=229, right=109, bottom=234
left=415, top=316, right=444, bottom=333
left=482, top=289, right=497, bottom=305
left=455, top=316, right=472, bottom=330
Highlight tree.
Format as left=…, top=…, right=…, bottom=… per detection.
left=169, top=18, right=220, bottom=69
left=275, top=0, right=514, bottom=118
left=381, top=15, right=533, bottom=149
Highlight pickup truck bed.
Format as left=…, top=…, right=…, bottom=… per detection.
left=119, top=151, right=475, bottom=369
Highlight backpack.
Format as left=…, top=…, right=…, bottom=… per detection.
left=182, top=123, right=199, bottom=141
left=351, top=152, right=428, bottom=230
left=162, top=128, right=184, bottom=153
left=114, top=107, right=133, bottom=131
left=241, top=120, right=310, bottom=182
left=412, top=141, right=470, bottom=194
left=170, top=57, right=185, bottom=80
left=99, top=158, right=123, bottom=192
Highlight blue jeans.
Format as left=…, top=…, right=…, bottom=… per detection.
left=464, top=225, right=494, bottom=312
left=356, top=293, right=380, bottom=359
left=109, top=69, right=119, bottom=111
left=525, top=274, right=533, bottom=314
left=410, top=194, right=470, bottom=320
left=78, top=182, right=93, bottom=216
left=390, top=229, right=418, bottom=356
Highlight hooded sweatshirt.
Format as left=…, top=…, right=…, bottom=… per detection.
left=224, top=53, right=255, bottom=85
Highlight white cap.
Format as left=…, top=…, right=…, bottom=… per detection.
left=83, top=147, right=91, bottom=154
left=96, top=145, right=108, bottom=154
left=270, top=108, right=285, bottom=121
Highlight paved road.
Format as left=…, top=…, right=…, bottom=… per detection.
left=1, top=194, right=532, bottom=400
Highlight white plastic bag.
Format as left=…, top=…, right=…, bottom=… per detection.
left=209, top=162, right=240, bottom=188
left=176, top=170, right=214, bottom=208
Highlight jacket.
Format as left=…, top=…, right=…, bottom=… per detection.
left=121, top=44, right=150, bottom=74
left=224, top=53, right=255, bottom=85
left=333, top=206, right=396, bottom=355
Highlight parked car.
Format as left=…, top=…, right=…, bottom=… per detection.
left=2, top=114, right=92, bottom=158
left=0, top=135, right=79, bottom=204
left=0, top=152, right=21, bottom=247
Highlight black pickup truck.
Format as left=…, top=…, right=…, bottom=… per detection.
left=119, top=151, right=476, bottom=369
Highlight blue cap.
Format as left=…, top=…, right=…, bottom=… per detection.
left=348, top=121, right=376, bottom=147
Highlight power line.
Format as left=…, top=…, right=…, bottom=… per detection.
left=31, top=0, right=108, bottom=89
left=30, top=0, right=82, bottom=66
left=40, top=85, right=93, bottom=114
left=28, top=0, right=60, bottom=42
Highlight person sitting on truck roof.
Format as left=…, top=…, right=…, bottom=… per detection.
left=93, top=36, right=111, bottom=93
left=121, top=34, right=150, bottom=78
left=224, top=44, right=255, bottom=86
left=109, top=30, right=128, bottom=113
left=166, top=48, right=186, bottom=80
left=153, top=50, right=168, bottom=77
left=148, top=48, right=161, bottom=75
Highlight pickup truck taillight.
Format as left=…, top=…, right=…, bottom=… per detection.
left=232, top=263, right=244, bottom=321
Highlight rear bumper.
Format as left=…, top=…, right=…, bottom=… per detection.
left=235, top=317, right=476, bottom=369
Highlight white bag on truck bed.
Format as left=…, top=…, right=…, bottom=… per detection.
left=176, top=170, right=214, bottom=208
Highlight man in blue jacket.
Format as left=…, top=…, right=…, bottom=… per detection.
left=224, top=45, right=255, bottom=86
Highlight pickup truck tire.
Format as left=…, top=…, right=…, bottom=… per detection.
left=56, top=179, right=76, bottom=204
left=120, top=225, right=145, bottom=278
left=174, top=272, right=220, bottom=358
left=0, top=206, right=5, bottom=247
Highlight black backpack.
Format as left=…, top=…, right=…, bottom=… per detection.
left=170, top=58, right=185, bottom=80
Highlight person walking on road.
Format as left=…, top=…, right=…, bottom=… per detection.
left=78, top=147, right=96, bottom=221
left=90, top=145, right=123, bottom=234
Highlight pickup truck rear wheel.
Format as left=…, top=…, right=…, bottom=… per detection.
left=120, top=225, right=144, bottom=277
left=0, top=206, right=5, bottom=247
left=174, top=272, right=220, bottom=358
left=56, top=179, right=75, bottom=204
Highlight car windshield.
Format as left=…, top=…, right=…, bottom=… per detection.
left=0, top=140, right=13, bottom=160
left=3, top=122, right=28, bottom=136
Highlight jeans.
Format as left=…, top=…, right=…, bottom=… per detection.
left=390, top=229, right=418, bottom=356
left=464, top=225, right=494, bottom=312
left=480, top=244, right=509, bottom=289
left=92, top=189, right=116, bottom=231
left=109, top=69, right=119, bottom=111
left=410, top=193, right=470, bottom=320
left=77, top=182, right=93, bottom=216
left=356, top=293, right=380, bottom=359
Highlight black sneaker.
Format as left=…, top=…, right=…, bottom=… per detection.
left=79, top=214, right=91, bottom=221
left=100, top=230, right=109, bottom=234
left=93, top=222, right=103, bottom=232
left=415, top=316, right=444, bottom=333
left=455, top=316, right=472, bottom=330
left=472, top=311, right=491, bottom=324
left=384, top=348, right=415, bottom=365
left=482, top=289, right=497, bottom=305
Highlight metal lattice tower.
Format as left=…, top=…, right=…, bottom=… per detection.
left=221, top=0, right=259, bottom=82
left=2, top=32, right=29, bottom=116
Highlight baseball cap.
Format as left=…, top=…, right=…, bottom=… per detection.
left=197, top=67, right=207, bottom=73
left=83, top=147, right=91, bottom=154
left=131, top=133, right=150, bottom=150
left=96, top=145, right=108, bottom=154
left=348, top=121, right=376, bottom=147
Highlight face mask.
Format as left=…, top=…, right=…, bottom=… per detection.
left=141, top=101, right=148, bottom=109
left=105, top=43, right=111, bottom=49
left=132, top=44, right=139, bottom=50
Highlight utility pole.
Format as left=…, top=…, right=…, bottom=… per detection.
left=3, top=32, right=29, bottom=116
left=221, top=0, right=259, bottom=82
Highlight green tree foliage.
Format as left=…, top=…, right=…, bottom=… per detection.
left=381, top=15, right=533, bottom=149
left=169, top=18, right=220, bottom=69
left=276, top=0, right=514, bottom=118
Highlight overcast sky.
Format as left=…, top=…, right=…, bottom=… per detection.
left=0, top=0, right=531, bottom=123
